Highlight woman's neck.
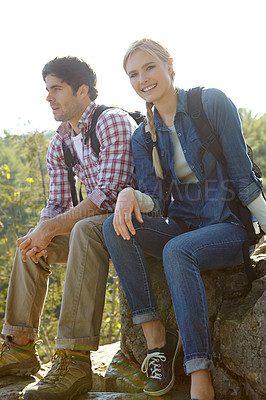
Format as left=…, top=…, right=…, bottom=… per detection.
left=154, top=87, right=178, bottom=127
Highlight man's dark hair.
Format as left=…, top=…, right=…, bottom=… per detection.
left=42, top=56, right=98, bottom=101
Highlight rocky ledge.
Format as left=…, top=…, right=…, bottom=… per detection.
left=1, top=238, right=265, bottom=400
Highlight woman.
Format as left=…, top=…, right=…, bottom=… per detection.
left=103, top=39, right=266, bottom=400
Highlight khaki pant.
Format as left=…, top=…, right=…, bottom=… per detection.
left=2, top=214, right=111, bottom=351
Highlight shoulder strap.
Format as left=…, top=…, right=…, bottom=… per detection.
left=84, top=105, right=114, bottom=156
left=187, top=87, right=261, bottom=282
left=62, top=141, right=78, bottom=207
left=187, top=87, right=226, bottom=167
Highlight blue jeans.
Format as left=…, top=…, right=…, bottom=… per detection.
left=103, top=214, right=249, bottom=374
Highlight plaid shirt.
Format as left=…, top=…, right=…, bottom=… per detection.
left=40, top=102, right=137, bottom=218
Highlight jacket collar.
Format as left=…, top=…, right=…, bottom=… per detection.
left=154, top=88, right=188, bottom=130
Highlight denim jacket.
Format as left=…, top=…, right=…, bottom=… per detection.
left=131, top=88, right=262, bottom=228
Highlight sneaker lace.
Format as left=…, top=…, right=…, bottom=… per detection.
left=141, top=352, right=166, bottom=380
left=39, top=350, right=69, bottom=385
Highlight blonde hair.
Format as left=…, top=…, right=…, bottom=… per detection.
left=124, top=39, right=175, bottom=179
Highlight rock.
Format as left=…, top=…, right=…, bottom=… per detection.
left=216, top=277, right=266, bottom=398
left=0, top=342, right=189, bottom=400
left=91, top=342, right=120, bottom=391
left=0, top=342, right=119, bottom=399
left=118, top=246, right=266, bottom=400
left=1, top=241, right=265, bottom=399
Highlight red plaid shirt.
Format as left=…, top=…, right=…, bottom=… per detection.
left=40, top=102, right=137, bottom=218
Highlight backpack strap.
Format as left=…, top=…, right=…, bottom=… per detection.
left=63, top=105, right=143, bottom=207
left=84, top=105, right=114, bottom=155
left=187, top=87, right=226, bottom=168
left=187, top=87, right=260, bottom=282
left=62, top=141, right=79, bottom=207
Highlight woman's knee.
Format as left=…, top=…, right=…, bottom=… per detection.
left=102, top=214, right=115, bottom=238
left=162, top=235, right=196, bottom=277
left=163, top=234, right=193, bottom=260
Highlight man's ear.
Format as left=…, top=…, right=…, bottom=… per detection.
left=78, top=84, right=90, bottom=98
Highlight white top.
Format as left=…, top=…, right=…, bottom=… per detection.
left=168, top=125, right=198, bottom=183
left=71, top=133, right=83, bottom=163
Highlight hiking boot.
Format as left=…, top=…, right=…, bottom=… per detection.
left=141, top=328, right=182, bottom=396
left=24, top=350, right=92, bottom=400
left=0, top=337, right=41, bottom=377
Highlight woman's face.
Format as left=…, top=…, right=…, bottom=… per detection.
left=125, top=49, right=174, bottom=105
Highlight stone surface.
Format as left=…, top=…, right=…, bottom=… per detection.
left=0, top=341, right=189, bottom=399
left=1, top=239, right=265, bottom=399
left=119, top=244, right=266, bottom=400
left=91, top=341, right=120, bottom=391
left=0, top=342, right=119, bottom=399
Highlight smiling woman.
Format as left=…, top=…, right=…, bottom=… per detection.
left=102, top=37, right=266, bottom=400
left=126, top=49, right=174, bottom=106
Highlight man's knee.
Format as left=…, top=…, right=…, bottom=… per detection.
left=70, top=214, right=111, bottom=245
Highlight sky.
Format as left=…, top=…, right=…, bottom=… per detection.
left=0, top=0, right=265, bottom=136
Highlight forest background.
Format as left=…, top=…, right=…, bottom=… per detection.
left=0, top=109, right=265, bottom=362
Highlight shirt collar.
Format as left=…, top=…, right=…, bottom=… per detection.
left=154, top=88, right=188, bottom=130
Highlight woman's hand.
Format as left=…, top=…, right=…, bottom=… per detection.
left=113, top=188, right=143, bottom=240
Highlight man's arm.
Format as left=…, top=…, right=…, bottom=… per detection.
left=18, top=109, right=136, bottom=262
left=18, top=197, right=106, bottom=262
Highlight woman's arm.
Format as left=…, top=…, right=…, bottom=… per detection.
left=202, top=88, right=262, bottom=206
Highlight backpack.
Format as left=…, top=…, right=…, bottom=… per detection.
left=62, top=105, right=145, bottom=207
left=186, top=86, right=264, bottom=282
left=143, top=87, right=263, bottom=281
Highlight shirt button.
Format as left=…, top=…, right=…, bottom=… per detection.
left=178, top=132, right=181, bottom=136
left=183, top=149, right=187, bottom=154
left=191, top=165, right=194, bottom=169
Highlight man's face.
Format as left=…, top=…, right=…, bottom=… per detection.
left=45, top=74, right=85, bottom=124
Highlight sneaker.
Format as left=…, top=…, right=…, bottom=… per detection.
left=141, top=328, right=182, bottom=396
left=24, top=350, right=92, bottom=400
left=0, top=337, right=41, bottom=377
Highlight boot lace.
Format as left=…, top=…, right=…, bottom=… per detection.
left=141, top=352, right=166, bottom=380
left=0, top=340, right=11, bottom=360
left=39, top=350, right=69, bottom=385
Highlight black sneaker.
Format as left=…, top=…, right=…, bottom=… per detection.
left=141, top=328, right=181, bottom=396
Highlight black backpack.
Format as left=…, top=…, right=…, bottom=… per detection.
left=62, top=105, right=145, bottom=207
left=186, top=87, right=264, bottom=282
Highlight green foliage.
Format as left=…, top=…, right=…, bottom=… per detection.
left=0, top=130, right=121, bottom=361
left=239, top=109, right=266, bottom=180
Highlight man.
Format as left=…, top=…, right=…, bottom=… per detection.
left=0, top=56, right=136, bottom=399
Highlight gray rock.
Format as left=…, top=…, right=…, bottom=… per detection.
left=118, top=247, right=266, bottom=400
left=1, top=241, right=265, bottom=400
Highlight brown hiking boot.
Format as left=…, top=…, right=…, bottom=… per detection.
left=24, top=350, right=92, bottom=400
left=0, top=337, right=41, bottom=377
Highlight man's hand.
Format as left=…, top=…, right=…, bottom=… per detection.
left=16, top=222, right=53, bottom=263
left=113, top=188, right=143, bottom=240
